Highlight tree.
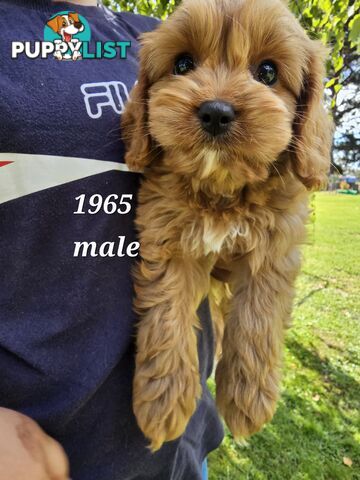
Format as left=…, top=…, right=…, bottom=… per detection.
left=289, top=0, right=360, bottom=170
left=104, top=0, right=360, bottom=169
left=102, top=0, right=179, bottom=18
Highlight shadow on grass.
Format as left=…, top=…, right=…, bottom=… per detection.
left=287, top=339, right=360, bottom=409
left=208, top=341, right=360, bottom=480
left=296, top=271, right=329, bottom=307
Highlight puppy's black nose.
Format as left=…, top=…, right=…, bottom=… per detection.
left=74, top=21, right=82, bottom=29
left=198, top=101, right=235, bottom=136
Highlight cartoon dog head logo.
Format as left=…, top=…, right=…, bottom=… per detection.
left=44, top=11, right=91, bottom=61
left=47, top=13, right=84, bottom=42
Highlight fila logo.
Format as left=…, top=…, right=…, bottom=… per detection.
left=81, top=81, right=130, bottom=119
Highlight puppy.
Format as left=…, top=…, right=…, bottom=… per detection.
left=122, top=0, right=333, bottom=451
left=47, top=13, right=84, bottom=60
left=47, top=13, right=84, bottom=42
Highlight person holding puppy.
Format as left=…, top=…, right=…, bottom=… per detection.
left=0, top=0, right=222, bottom=479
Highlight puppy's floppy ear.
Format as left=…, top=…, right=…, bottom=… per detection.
left=122, top=37, right=160, bottom=172
left=69, top=13, right=80, bottom=23
left=291, top=42, right=333, bottom=190
left=47, top=15, right=62, bottom=34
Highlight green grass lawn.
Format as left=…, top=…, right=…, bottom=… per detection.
left=208, top=192, right=360, bottom=480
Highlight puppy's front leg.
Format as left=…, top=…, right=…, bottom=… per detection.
left=215, top=247, right=301, bottom=437
left=133, top=255, right=210, bottom=451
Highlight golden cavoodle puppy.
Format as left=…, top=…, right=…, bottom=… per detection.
left=122, top=0, right=333, bottom=451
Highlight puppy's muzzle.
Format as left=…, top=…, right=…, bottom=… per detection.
left=197, top=100, right=235, bottom=137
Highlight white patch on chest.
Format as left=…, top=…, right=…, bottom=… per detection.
left=200, top=150, right=219, bottom=179
left=202, top=217, right=248, bottom=255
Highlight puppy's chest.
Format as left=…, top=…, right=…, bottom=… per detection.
left=181, top=212, right=253, bottom=257
left=202, top=217, right=248, bottom=255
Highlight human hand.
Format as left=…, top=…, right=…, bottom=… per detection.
left=0, top=408, right=69, bottom=480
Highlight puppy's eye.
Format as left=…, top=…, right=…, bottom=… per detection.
left=174, top=55, right=195, bottom=75
left=256, top=60, right=278, bottom=86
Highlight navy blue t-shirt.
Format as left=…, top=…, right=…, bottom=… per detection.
left=0, top=1, right=224, bottom=479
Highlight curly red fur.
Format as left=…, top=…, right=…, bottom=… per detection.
left=121, top=0, right=333, bottom=451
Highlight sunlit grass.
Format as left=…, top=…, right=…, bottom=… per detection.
left=209, top=192, right=360, bottom=480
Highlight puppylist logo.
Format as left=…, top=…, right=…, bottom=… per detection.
left=11, top=11, right=131, bottom=61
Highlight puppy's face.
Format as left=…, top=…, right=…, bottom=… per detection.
left=123, top=0, right=332, bottom=190
left=47, top=13, right=83, bottom=40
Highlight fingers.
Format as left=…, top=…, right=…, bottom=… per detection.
left=0, top=409, right=70, bottom=480
left=42, top=434, right=70, bottom=480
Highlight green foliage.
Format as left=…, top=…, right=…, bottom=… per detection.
left=290, top=0, right=359, bottom=167
left=289, top=0, right=359, bottom=109
left=103, top=0, right=179, bottom=18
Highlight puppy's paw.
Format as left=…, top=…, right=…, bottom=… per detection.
left=133, top=362, right=201, bottom=451
left=215, top=361, right=278, bottom=438
left=72, top=51, right=82, bottom=61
